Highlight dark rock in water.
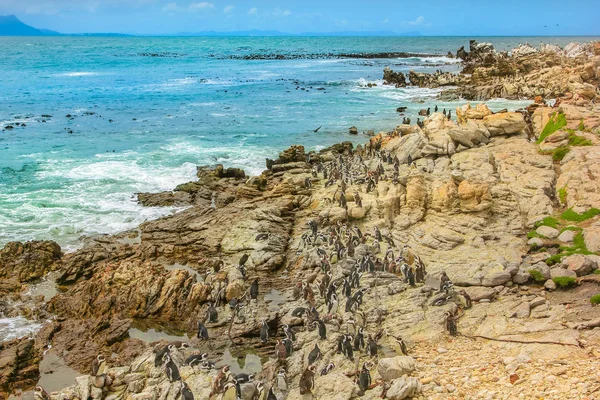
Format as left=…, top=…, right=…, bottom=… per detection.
left=396, top=107, right=408, bottom=113
left=456, top=46, right=468, bottom=60
left=383, top=67, right=407, bottom=87
left=349, top=126, right=358, bottom=135
left=447, top=51, right=455, bottom=59
left=266, top=158, right=274, bottom=170
left=4, top=125, right=14, bottom=130
left=213, top=51, right=443, bottom=61
left=215, top=164, right=246, bottom=179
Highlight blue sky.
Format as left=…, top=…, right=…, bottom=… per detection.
left=1, top=0, right=598, bottom=35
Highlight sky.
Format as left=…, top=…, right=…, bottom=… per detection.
left=0, top=0, right=598, bottom=35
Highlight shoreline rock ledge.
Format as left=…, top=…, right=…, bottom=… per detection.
left=1, top=40, right=600, bottom=400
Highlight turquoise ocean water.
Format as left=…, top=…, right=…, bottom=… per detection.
left=0, top=36, right=594, bottom=250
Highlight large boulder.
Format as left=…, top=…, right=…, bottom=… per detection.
left=386, top=376, right=422, bottom=400
left=377, top=356, right=416, bottom=381
left=561, top=254, right=597, bottom=277
left=482, top=113, right=527, bottom=136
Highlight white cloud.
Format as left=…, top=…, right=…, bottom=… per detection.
left=407, top=16, right=425, bottom=26
left=162, top=2, right=179, bottom=12
left=247, top=7, right=258, bottom=16
left=189, top=2, right=214, bottom=11
left=223, top=5, right=234, bottom=14
left=282, top=9, right=291, bottom=16
left=162, top=2, right=214, bottom=13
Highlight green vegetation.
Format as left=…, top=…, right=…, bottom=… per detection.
left=552, top=147, right=570, bottom=162
left=559, top=226, right=582, bottom=234
left=527, top=231, right=542, bottom=239
left=591, top=294, right=600, bottom=305
left=558, top=187, right=567, bottom=204
left=546, top=254, right=563, bottom=266
left=535, top=216, right=560, bottom=229
left=552, top=276, right=577, bottom=288
left=560, top=208, right=600, bottom=222
left=538, top=112, right=567, bottom=143
left=547, top=231, right=592, bottom=266
left=594, top=270, right=600, bottom=275
left=528, top=269, right=546, bottom=283
left=568, top=134, right=593, bottom=147
left=578, top=120, right=586, bottom=131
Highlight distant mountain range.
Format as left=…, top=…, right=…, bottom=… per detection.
left=0, top=15, right=421, bottom=37
left=0, top=15, right=59, bottom=36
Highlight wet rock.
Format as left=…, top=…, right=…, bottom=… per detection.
left=349, top=126, right=358, bottom=135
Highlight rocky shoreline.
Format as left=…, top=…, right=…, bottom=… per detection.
left=1, top=40, right=600, bottom=400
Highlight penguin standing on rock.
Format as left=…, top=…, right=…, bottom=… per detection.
left=299, top=365, right=317, bottom=395
left=366, top=335, right=378, bottom=357
left=342, top=334, right=354, bottom=361
left=354, top=327, right=365, bottom=351
left=460, top=289, right=472, bottom=308
left=91, top=354, right=105, bottom=376
left=207, top=302, right=219, bottom=323
left=260, top=320, right=269, bottom=344
left=250, top=278, right=259, bottom=300
left=180, top=382, right=194, bottom=400
left=308, top=343, right=322, bottom=365
left=163, top=354, right=181, bottom=382
left=33, top=386, right=50, bottom=400
left=154, top=344, right=172, bottom=367
left=277, top=368, right=288, bottom=391
left=446, top=311, right=458, bottom=336
left=313, top=319, right=327, bottom=340
left=197, top=321, right=209, bottom=340
left=283, top=324, right=296, bottom=342
left=266, top=388, right=278, bottom=400
left=358, top=362, right=372, bottom=395
left=282, top=338, right=293, bottom=356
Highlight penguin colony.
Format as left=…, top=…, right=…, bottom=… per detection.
left=35, top=141, right=473, bottom=399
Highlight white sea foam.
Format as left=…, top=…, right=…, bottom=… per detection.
left=399, top=56, right=462, bottom=64
left=0, top=316, right=44, bottom=342
left=58, top=72, right=97, bottom=77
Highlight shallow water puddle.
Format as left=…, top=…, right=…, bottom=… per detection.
left=25, top=271, right=59, bottom=301
left=217, top=349, right=263, bottom=375
left=128, top=327, right=191, bottom=343
left=264, top=289, right=286, bottom=311
left=37, top=352, right=81, bottom=393
left=163, top=262, right=204, bottom=282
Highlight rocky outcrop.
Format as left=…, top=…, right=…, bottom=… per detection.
left=384, top=40, right=600, bottom=102
left=4, top=91, right=600, bottom=399
left=0, top=338, right=41, bottom=395
left=0, top=241, right=61, bottom=297
left=383, top=67, right=407, bottom=87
